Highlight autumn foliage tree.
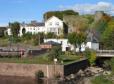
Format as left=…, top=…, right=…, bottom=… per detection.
left=101, top=19, right=114, bottom=49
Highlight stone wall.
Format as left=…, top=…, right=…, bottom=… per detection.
left=0, top=63, right=64, bottom=78
left=0, top=59, right=89, bottom=78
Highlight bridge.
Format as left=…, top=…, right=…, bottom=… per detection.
left=96, top=50, right=114, bottom=57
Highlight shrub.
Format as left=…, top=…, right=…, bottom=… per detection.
left=22, top=32, right=32, bottom=41
left=36, top=70, right=44, bottom=79
left=48, top=46, right=62, bottom=62
left=46, top=32, right=57, bottom=38
left=104, top=58, right=114, bottom=75
left=84, top=49, right=96, bottom=66
left=35, top=70, right=44, bottom=84
left=91, top=75, right=113, bottom=84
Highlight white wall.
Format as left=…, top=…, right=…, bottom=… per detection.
left=7, top=28, right=12, bottom=36
left=86, top=42, right=99, bottom=50
left=19, top=26, right=45, bottom=36
left=44, top=39, right=99, bottom=52
left=44, top=39, right=69, bottom=51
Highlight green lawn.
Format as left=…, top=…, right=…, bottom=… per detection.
left=61, top=54, right=83, bottom=65
left=0, top=53, right=82, bottom=65
left=0, top=53, right=53, bottom=64
left=0, top=38, right=9, bottom=47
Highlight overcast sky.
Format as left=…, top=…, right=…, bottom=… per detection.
left=0, top=0, right=114, bottom=25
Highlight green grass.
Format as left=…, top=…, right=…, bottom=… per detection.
left=0, top=38, right=9, bottom=47
left=91, top=75, right=114, bottom=84
left=0, top=53, right=53, bottom=64
left=61, top=53, right=83, bottom=65
left=0, top=53, right=82, bottom=65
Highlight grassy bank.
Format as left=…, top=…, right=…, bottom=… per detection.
left=0, top=53, right=82, bottom=64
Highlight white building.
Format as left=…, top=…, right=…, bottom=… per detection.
left=44, top=39, right=99, bottom=52
left=7, top=27, right=12, bottom=36
left=19, top=21, right=45, bottom=36
left=44, top=39, right=70, bottom=51
left=45, top=16, right=64, bottom=36
left=7, top=16, right=64, bottom=36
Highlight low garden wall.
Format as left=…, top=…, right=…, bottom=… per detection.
left=0, top=59, right=89, bottom=78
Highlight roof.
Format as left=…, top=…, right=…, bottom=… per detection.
left=21, top=21, right=45, bottom=27
left=0, top=27, right=7, bottom=30
left=26, top=22, right=45, bottom=27
left=45, top=16, right=63, bottom=23
left=43, top=41, right=61, bottom=46
left=86, top=29, right=99, bottom=43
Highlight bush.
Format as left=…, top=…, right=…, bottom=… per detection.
left=22, top=32, right=32, bottom=41
left=36, top=70, right=44, bottom=79
left=35, top=70, right=44, bottom=84
left=48, top=46, right=62, bottom=62
left=91, top=75, right=113, bottom=84
left=46, top=32, right=57, bottom=38
left=84, top=49, right=96, bottom=66
left=104, top=58, right=114, bottom=75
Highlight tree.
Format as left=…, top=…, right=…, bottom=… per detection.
left=46, top=32, right=57, bottom=38
left=9, top=22, right=20, bottom=37
left=68, top=32, right=86, bottom=53
left=32, top=33, right=44, bottom=46
left=101, top=19, right=114, bottom=49
left=44, top=10, right=79, bottom=21
left=77, top=32, right=86, bottom=52
left=68, top=32, right=78, bottom=53
left=84, top=49, right=96, bottom=66
left=64, top=15, right=89, bottom=33
left=104, top=58, right=114, bottom=75
left=48, top=46, right=62, bottom=61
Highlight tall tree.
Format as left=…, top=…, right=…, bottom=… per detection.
left=9, top=22, right=20, bottom=37
left=68, top=32, right=86, bottom=53
left=64, top=15, right=89, bottom=33
left=77, top=32, right=86, bottom=52
left=68, top=32, right=78, bottom=53
left=101, top=19, right=114, bottom=49
left=44, top=10, right=79, bottom=21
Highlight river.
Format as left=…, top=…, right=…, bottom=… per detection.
left=0, top=75, right=37, bottom=84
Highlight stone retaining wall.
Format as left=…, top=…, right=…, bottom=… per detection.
left=0, top=59, right=89, bottom=78
left=0, top=63, right=63, bottom=78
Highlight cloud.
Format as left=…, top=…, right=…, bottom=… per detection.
left=59, top=2, right=114, bottom=15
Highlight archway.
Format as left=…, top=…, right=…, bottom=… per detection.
left=22, top=28, right=26, bottom=35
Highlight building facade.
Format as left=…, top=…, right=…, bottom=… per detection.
left=19, top=21, right=45, bottom=36
left=44, top=39, right=99, bottom=52
left=45, top=16, right=64, bottom=36
left=7, top=16, right=64, bottom=36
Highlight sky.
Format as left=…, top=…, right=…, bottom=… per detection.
left=0, top=0, right=114, bottom=26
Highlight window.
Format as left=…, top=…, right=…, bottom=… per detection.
left=56, top=22, right=59, bottom=26
left=49, top=22, right=52, bottom=26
